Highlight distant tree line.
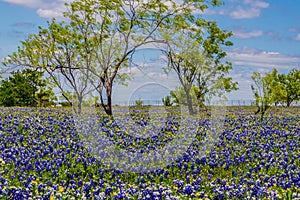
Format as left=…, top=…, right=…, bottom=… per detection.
left=251, top=68, right=300, bottom=120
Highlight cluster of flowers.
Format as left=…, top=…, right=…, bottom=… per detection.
left=0, top=107, right=299, bottom=199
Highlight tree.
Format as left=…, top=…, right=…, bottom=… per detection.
left=3, top=0, right=229, bottom=115
left=195, top=22, right=238, bottom=108
left=162, top=95, right=173, bottom=107
left=36, top=85, right=57, bottom=107
left=161, top=19, right=237, bottom=115
left=163, top=33, right=205, bottom=114
left=251, top=68, right=299, bottom=120
left=2, top=20, right=94, bottom=114
left=170, top=85, right=198, bottom=107
left=64, top=0, right=227, bottom=115
left=272, top=68, right=300, bottom=107
left=251, top=69, right=277, bottom=121
left=0, top=69, right=55, bottom=107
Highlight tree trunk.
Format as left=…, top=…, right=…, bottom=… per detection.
left=106, top=93, right=113, bottom=115
left=73, top=95, right=82, bottom=114
left=184, top=87, right=194, bottom=115
left=260, top=109, right=265, bottom=122
left=254, top=107, right=260, bottom=115
left=287, top=98, right=291, bottom=107
left=77, top=97, right=82, bottom=114
left=104, top=86, right=113, bottom=115
left=196, top=92, right=206, bottom=113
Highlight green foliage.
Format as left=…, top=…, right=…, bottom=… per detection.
left=36, top=87, right=57, bottom=107
left=162, top=95, right=173, bottom=107
left=3, top=0, right=233, bottom=115
left=170, top=86, right=198, bottom=106
left=0, top=69, right=55, bottom=107
left=82, top=94, right=98, bottom=107
left=170, top=85, right=212, bottom=113
left=1, top=21, right=93, bottom=113
left=272, top=68, right=300, bottom=107
left=60, top=101, right=72, bottom=107
left=134, top=99, right=143, bottom=107
left=160, top=9, right=237, bottom=115
left=251, top=69, right=278, bottom=121
left=252, top=68, right=300, bottom=120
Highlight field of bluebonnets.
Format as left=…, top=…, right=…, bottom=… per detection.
left=0, top=106, right=299, bottom=199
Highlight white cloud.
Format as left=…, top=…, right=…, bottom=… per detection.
left=3, top=0, right=71, bottom=19
left=295, top=34, right=300, bottom=41
left=230, top=0, right=269, bottom=19
left=226, top=74, right=253, bottom=100
left=201, top=8, right=228, bottom=16
left=37, top=8, right=64, bottom=19
left=147, top=72, right=168, bottom=79
left=266, top=31, right=281, bottom=41
left=2, top=0, right=43, bottom=8
left=233, top=30, right=264, bottom=39
left=227, top=47, right=300, bottom=69
left=230, top=7, right=261, bottom=19
left=194, top=0, right=269, bottom=19
left=118, top=66, right=141, bottom=75
left=243, top=0, right=269, bottom=8
left=202, top=9, right=216, bottom=15
left=288, top=27, right=298, bottom=32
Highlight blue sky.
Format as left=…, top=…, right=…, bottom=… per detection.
left=0, top=0, right=300, bottom=104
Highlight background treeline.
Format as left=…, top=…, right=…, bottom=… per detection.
left=0, top=0, right=299, bottom=117
left=250, top=68, right=300, bottom=120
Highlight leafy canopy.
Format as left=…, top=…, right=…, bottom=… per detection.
left=0, top=69, right=55, bottom=107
